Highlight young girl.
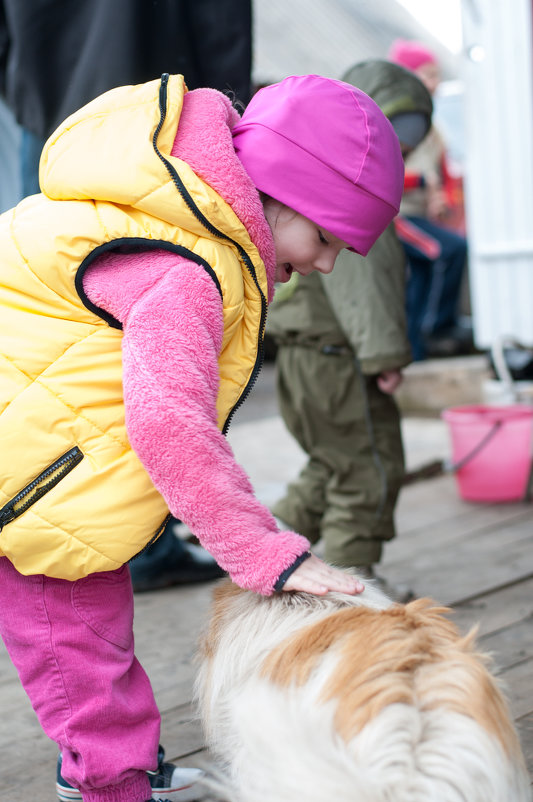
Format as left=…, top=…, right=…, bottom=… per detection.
left=0, top=73, right=403, bottom=802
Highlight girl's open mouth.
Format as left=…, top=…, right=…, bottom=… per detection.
left=284, top=263, right=294, bottom=281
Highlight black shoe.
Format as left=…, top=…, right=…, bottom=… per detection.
left=57, top=747, right=204, bottom=801
left=424, top=322, right=474, bottom=358
left=131, top=540, right=226, bottom=592
left=130, top=518, right=226, bottom=592
left=423, top=335, right=469, bottom=358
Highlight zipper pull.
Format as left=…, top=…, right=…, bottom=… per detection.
left=0, top=505, right=16, bottom=533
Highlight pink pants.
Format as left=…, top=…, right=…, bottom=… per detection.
left=0, top=557, right=159, bottom=802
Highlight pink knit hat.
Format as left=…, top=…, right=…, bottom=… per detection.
left=388, top=39, right=437, bottom=72
left=232, top=74, right=404, bottom=256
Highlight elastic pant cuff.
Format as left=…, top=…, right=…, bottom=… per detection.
left=324, top=540, right=383, bottom=569
left=81, top=770, right=151, bottom=802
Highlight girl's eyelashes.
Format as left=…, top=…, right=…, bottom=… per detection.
left=318, top=230, right=328, bottom=245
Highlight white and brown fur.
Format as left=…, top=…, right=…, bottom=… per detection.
left=196, top=573, right=531, bottom=802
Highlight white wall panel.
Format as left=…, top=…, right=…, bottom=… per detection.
left=461, top=0, right=533, bottom=345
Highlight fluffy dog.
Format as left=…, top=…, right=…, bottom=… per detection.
left=196, top=575, right=531, bottom=802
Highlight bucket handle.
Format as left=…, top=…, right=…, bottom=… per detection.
left=491, top=335, right=528, bottom=402
left=404, top=418, right=524, bottom=486
left=445, top=419, right=503, bottom=473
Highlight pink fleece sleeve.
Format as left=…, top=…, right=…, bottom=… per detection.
left=83, top=250, right=309, bottom=594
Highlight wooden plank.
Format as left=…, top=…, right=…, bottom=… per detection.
left=160, top=701, right=205, bottom=758
left=173, top=747, right=211, bottom=770
left=451, top=577, right=533, bottom=636
left=479, top=617, right=533, bottom=673
left=516, top=713, right=533, bottom=781
left=0, top=734, right=58, bottom=802
left=390, top=480, right=532, bottom=560
left=395, top=475, right=530, bottom=536
left=0, top=629, right=59, bottom=799
left=499, top=658, right=533, bottom=720
left=382, top=516, right=533, bottom=606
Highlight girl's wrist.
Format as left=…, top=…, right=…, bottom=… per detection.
left=273, top=551, right=312, bottom=591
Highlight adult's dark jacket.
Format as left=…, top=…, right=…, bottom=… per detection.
left=0, top=0, right=252, bottom=139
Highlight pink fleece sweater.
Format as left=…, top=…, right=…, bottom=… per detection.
left=82, top=89, right=309, bottom=595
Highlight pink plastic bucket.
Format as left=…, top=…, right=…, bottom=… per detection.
left=441, top=404, right=533, bottom=502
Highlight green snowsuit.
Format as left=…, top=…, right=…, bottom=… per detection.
left=267, top=60, right=433, bottom=568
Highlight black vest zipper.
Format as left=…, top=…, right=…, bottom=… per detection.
left=153, top=73, right=267, bottom=434
left=0, top=447, right=84, bottom=532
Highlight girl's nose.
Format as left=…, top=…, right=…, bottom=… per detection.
left=314, top=254, right=337, bottom=275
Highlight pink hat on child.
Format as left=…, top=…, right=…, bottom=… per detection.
left=232, top=74, right=404, bottom=256
left=388, top=39, right=438, bottom=72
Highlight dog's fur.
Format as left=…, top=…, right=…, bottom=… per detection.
left=196, top=575, right=531, bottom=802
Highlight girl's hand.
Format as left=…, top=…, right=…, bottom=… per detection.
left=281, top=553, right=364, bottom=596
left=377, top=369, right=402, bottom=394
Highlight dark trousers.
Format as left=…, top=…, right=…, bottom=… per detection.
left=402, top=216, right=467, bottom=360
left=273, top=347, right=405, bottom=568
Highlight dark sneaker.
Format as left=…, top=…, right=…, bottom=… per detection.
left=130, top=519, right=225, bottom=592
left=148, top=746, right=203, bottom=801
left=56, top=746, right=204, bottom=802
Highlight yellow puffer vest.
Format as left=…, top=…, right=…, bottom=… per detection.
left=0, top=74, right=268, bottom=579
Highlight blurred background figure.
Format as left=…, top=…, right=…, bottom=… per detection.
left=0, top=0, right=252, bottom=593
left=0, top=94, right=19, bottom=210
left=0, top=0, right=252, bottom=196
left=266, top=59, right=433, bottom=601
left=388, top=38, right=471, bottom=361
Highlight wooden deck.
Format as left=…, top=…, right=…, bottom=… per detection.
left=2, top=364, right=533, bottom=799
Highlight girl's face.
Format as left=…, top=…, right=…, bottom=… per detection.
left=264, top=199, right=349, bottom=284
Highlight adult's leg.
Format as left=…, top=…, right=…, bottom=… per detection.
left=20, top=129, right=46, bottom=197
left=408, top=216, right=467, bottom=335
left=0, top=557, right=158, bottom=802
left=402, top=243, right=433, bottom=361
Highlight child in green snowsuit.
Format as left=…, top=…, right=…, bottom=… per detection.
left=267, top=60, right=433, bottom=594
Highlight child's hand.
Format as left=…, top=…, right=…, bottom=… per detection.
left=427, top=184, right=448, bottom=221
left=281, top=553, right=364, bottom=596
left=377, top=369, right=402, bottom=394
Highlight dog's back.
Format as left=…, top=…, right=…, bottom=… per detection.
left=196, top=579, right=531, bottom=802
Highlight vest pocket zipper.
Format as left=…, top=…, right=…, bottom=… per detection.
left=0, top=447, right=84, bottom=532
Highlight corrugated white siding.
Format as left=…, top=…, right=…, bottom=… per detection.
left=461, top=0, right=533, bottom=346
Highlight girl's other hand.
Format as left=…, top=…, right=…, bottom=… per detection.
left=281, top=553, right=364, bottom=596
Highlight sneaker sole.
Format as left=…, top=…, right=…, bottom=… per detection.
left=159, top=786, right=201, bottom=802
left=56, top=782, right=82, bottom=802
left=56, top=781, right=200, bottom=802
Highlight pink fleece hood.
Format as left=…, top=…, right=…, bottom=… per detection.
left=232, top=74, right=404, bottom=256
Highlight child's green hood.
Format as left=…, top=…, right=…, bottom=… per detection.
left=342, top=59, right=433, bottom=130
